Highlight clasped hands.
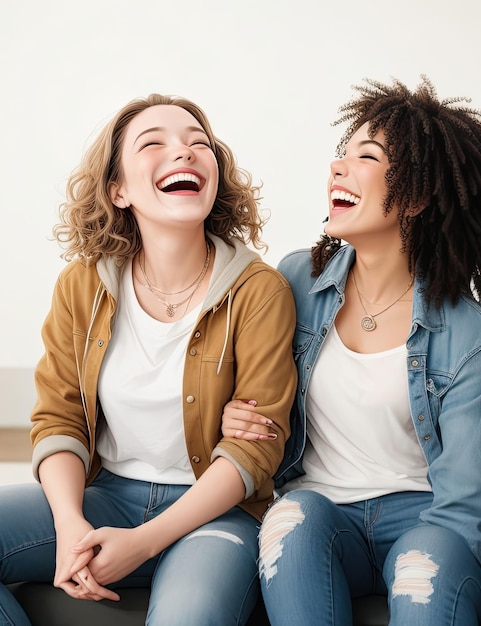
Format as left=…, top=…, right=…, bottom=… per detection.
left=55, top=523, right=148, bottom=602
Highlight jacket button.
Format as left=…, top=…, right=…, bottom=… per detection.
left=186, top=395, right=195, bottom=403
left=418, top=414, right=425, bottom=421
left=189, top=348, right=197, bottom=356
left=423, top=434, right=431, bottom=441
left=194, top=331, right=201, bottom=338
left=411, top=359, right=419, bottom=367
left=191, top=456, right=200, bottom=463
left=98, top=340, right=104, bottom=347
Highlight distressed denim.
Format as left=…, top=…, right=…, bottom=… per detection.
left=0, top=469, right=260, bottom=626
left=259, top=490, right=481, bottom=625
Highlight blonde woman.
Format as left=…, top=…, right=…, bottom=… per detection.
left=0, top=94, right=296, bottom=626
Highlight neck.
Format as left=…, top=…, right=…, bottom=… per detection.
left=353, top=252, right=412, bottom=304
left=139, top=233, right=210, bottom=294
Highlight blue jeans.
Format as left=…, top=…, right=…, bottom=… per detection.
left=0, top=469, right=260, bottom=626
left=259, top=489, right=481, bottom=626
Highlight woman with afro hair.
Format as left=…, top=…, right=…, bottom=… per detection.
left=223, top=76, right=481, bottom=625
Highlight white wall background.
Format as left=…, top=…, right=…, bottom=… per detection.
left=1, top=0, right=480, bottom=374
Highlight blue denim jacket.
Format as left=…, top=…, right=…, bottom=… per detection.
left=276, top=244, right=481, bottom=561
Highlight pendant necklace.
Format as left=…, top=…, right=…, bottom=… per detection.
left=138, top=242, right=211, bottom=317
left=351, top=269, right=413, bottom=332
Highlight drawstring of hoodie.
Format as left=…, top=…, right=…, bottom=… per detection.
left=77, top=281, right=106, bottom=450
left=216, top=289, right=232, bottom=375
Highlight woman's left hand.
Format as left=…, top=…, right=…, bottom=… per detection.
left=222, top=399, right=278, bottom=440
left=71, top=526, right=151, bottom=586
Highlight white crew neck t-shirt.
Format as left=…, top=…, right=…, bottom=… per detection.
left=97, top=260, right=201, bottom=484
left=280, top=325, right=431, bottom=502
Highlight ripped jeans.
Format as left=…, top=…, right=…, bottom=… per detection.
left=0, top=468, right=260, bottom=626
left=258, top=489, right=481, bottom=626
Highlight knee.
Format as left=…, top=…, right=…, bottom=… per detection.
left=259, top=494, right=306, bottom=585
left=385, top=525, right=474, bottom=606
left=389, top=548, right=440, bottom=604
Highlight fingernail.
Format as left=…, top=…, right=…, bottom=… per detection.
left=265, top=418, right=273, bottom=425
left=248, top=400, right=257, bottom=406
left=268, top=433, right=278, bottom=440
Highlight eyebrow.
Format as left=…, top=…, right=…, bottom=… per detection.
left=134, top=125, right=207, bottom=145
left=358, top=139, right=387, bottom=153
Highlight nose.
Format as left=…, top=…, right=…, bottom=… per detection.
left=330, top=157, right=347, bottom=178
left=173, top=144, right=194, bottom=162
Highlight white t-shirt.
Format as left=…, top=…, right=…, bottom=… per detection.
left=280, top=325, right=431, bottom=502
left=97, top=260, right=200, bottom=484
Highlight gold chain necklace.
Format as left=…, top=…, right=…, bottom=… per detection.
left=139, top=242, right=210, bottom=297
left=138, top=242, right=211, bottom=318
left=351, top=269, right=413, bottom=332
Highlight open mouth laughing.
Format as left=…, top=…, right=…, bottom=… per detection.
left=331, top=188, right=360, bottom=210
left=157, top=170, right=204, bottom=194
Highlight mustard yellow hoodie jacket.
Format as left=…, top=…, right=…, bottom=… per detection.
left=30, top=235, right=297, bottom=521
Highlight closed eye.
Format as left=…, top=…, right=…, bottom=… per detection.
left=139, top=141, right=164, bottom=150
left=360, top=154, right=380, bottom=161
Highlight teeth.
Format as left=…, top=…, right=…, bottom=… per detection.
left=159, top=172, right=201, bottom=189
left=330, top=188, right=360, bottom=204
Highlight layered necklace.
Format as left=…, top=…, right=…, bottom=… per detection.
left=351, top=269, right=413, bottom=332
left=138, top=241, right=211, bottom=318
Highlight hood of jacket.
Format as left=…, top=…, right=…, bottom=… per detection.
left=95, top=233, right=261, bottom=312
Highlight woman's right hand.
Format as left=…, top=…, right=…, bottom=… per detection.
left=37, top=452, right=120, bottom=601
left=54, top=517, right=120, bottom=602
left=222, top=399, right=278, bottom=440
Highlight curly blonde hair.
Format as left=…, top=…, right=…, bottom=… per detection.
left=54, top=94, right=265, bottom=264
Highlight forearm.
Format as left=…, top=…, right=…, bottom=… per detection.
left=138, top=457, right=245, bottom=558
left=38, top=451, right=86, bottom=526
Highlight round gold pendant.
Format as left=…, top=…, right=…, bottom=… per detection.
left=361, top=315, right=376, bottom=331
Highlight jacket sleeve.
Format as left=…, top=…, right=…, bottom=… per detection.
left=419, top=345, right=481, bottom=562
left=30, top=267, right=92, bottom=480
left=212, top=267, right=297, bottom=495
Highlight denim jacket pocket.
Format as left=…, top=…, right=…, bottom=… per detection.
left=292, top=325, right=317, bottom=364
left=425, top=371, right=452, bottom=431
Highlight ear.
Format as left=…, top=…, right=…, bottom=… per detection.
left=408, top=204, right=427, bottom=218
left=108, top=181, right=130, bottom=209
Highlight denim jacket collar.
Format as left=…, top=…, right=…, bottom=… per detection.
left=311, top=244, right=445, bottom=335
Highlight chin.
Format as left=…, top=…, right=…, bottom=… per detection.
left=324, top=222, right=343, bottom=239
